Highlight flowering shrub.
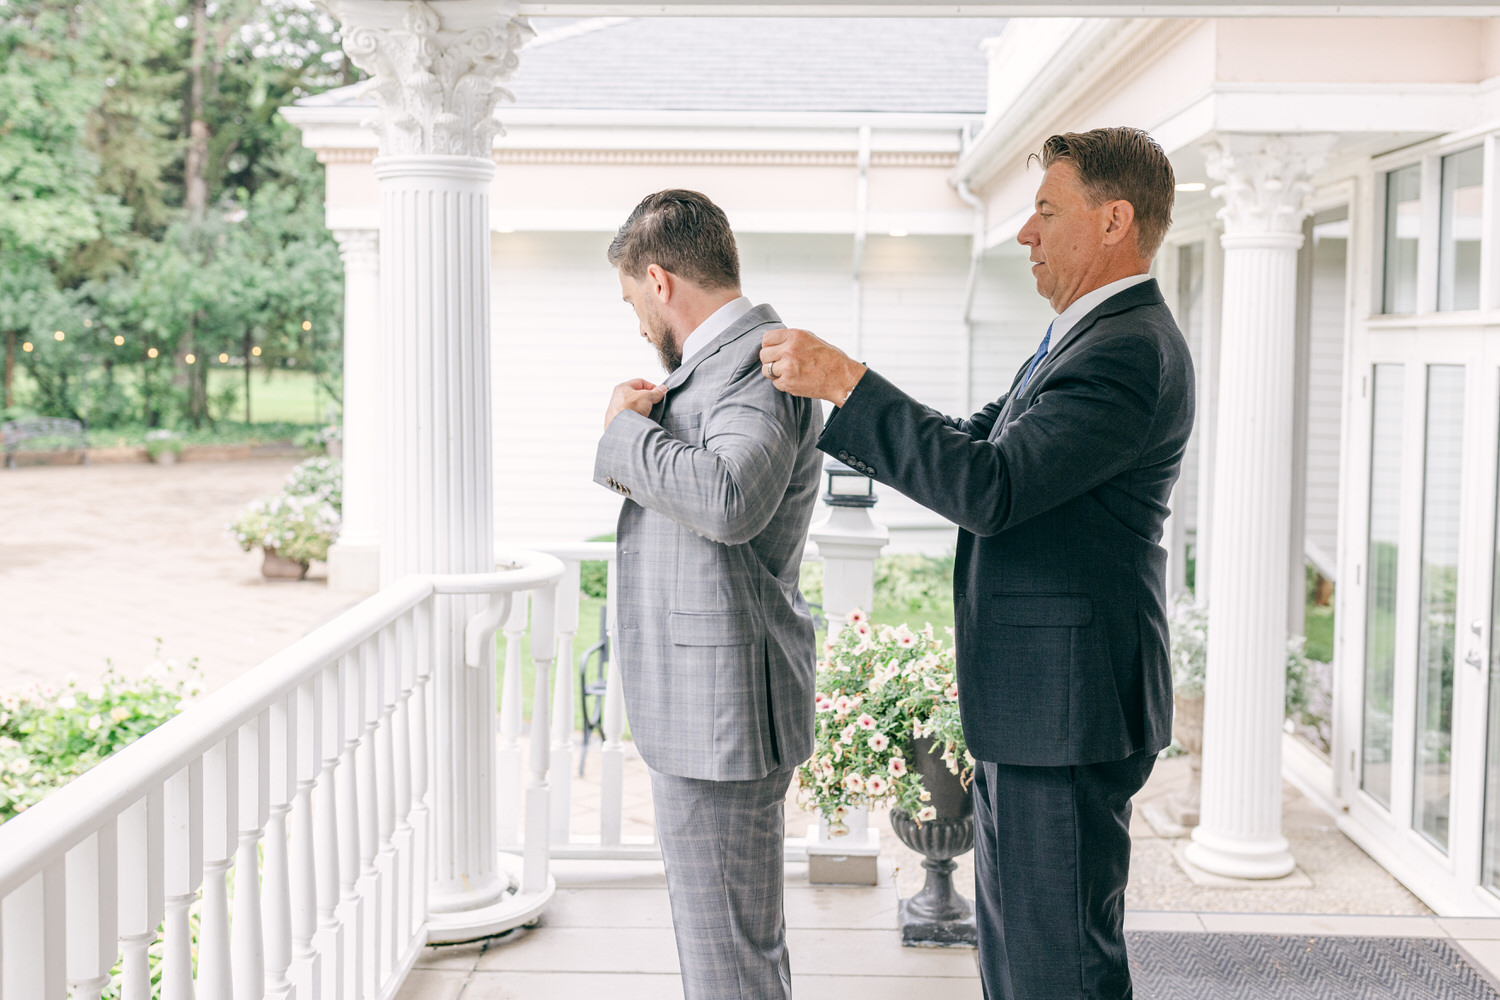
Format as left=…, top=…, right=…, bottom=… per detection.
left=797, top=610, right=972, bottom=833
left=0, top=656, right=204, bottom=822
left=229, top=456, right=342, bottom=564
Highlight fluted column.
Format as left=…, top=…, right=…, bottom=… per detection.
left=328, top=228, right=381, bottom=593
left=1186, top=134, right=1334, bottom=879
left=334, top=0, right=532, bottom=938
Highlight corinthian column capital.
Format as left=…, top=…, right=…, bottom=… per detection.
left=332, top=0, right=533, bottom=159
left=332, top=228, right=379, bottom=271
left=1204, top=134, right=1337, bottom=240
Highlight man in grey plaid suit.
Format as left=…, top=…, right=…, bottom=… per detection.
left=594, top=190, right=822, bottom=1000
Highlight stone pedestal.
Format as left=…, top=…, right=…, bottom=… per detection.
left=1186, top=134, right=1333, bottom=881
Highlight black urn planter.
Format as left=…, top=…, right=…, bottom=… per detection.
left=890, top=738, right=977, bottom=947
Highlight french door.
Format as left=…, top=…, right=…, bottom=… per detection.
left=1344, top=322, right=1500, bottom=914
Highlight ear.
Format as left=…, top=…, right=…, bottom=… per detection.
left=645, top=263, right=673, bottom=304
left=1100, top=200, right=1137, bottom=248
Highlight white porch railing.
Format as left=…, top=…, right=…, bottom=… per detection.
left=0, top=551, right=564, bottom=1000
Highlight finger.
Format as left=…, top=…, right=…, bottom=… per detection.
left=761, top=328, right=789, bottom=349
left=628, top=378, right=657, bottom=390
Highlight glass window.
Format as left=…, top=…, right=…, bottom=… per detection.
left=1383, top=165, right=1422, bottom=315
left=1439, top=147, right=1484, bottom=312
left=1482, top=390, right=1500, bottom=894
left=1362, top=364, right=1404, bottom=807
left=1414, top=365, right=1465, bottom=852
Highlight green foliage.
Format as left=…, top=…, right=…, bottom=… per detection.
left=85, top=418, right=312, bottom=448
left=873, top=553, right=952, bottom=614
left=229, top=455, right=341, bottom=563
left=798, top=611, right=971, bottom=832
left=0, top=655, right=202, bottom=822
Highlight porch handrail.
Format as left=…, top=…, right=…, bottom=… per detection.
left=0, top=551, right=564, bottom=1000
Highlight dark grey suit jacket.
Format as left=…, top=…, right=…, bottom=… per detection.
left=818, top=279, right=1195, bottom=767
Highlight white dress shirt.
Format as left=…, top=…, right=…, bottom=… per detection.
left=680, top=296, right=752, bottom=367
left=1048, top=273, right=1153, bottom=346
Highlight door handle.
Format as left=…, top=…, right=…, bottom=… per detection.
left=1475, top=620, right=1487, bottom=638
left=1469, top=648, right=1486, bottom=669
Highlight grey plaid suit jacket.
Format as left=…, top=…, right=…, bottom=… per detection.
left=594, top=304, right=822, bottom=782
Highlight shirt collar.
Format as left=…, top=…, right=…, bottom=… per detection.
left=680, top=296, right=753, bottom=366
left=1049, top=273, right=1153, bottom=345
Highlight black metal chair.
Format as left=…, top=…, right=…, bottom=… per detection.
left=577, top=604, right=609, bottom=776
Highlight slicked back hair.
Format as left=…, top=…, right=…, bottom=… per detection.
left=607, top=189, right=741, bottom=291
left=1035, top=127, right=1175, bottom=261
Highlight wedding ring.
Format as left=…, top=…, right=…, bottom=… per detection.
left=763, top=362, right=776, bottom=379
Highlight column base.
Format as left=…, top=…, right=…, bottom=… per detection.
left=1185, top=825, right=1296, bottom=880
left=326, top=543, right=380, bottom=594
left=425, top=853, right=555, bottom=944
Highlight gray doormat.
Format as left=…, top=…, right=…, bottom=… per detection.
left=1126, top=933, right=1500, bottom=1000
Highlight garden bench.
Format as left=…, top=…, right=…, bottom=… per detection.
left=1, top=417, right=88, bottom=468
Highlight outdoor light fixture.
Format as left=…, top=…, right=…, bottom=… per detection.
left=218, top=353, right=229, bottom=363
left=147, top=348, right=159, bottom=358
left=301, top=320, right=311, bottom=331
left=252, top=346, right=262, bottom=357
left=53, top=331, right=65, bottom=341
left=185, top=354, right=196, bottom=365
left=823, top=457, right=877, bottom=509
left=1175, top=182, right=1206, bottom=193
left=22, top=343, right=33, bottom=353
left=113, top=336, right=124, bottom=346
left=889, top=230, right=909, bottom=238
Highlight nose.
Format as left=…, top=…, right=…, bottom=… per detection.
left=1017, top=214, right=1039, bottom=247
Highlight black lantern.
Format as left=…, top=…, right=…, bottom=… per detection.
left=822, top=457, right=877, bottom=508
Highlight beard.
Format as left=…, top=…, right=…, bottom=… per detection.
left=643, top=306, right=682, bottom=373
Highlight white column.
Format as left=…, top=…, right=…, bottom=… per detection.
left=334, top=0, right=532, bottom=937
left=1186, top=134, right=1333, bottom=880
left=328, top=228, right=380, bottom=593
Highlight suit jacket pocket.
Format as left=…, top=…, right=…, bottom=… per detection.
left=661, top=411, right=704, bottom=443
left=669, top=610, right=753, bottom=646
left=988, top=593, right=1093, bottom=628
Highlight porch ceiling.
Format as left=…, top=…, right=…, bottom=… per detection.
left=502, top=1, right=1499, bottom=15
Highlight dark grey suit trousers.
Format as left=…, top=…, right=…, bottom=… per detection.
left=973, top=752, right=1157, bottom=1000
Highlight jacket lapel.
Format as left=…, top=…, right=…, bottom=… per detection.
left=660, top=303, right=781, bottom=393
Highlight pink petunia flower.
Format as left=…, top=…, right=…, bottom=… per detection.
left=866, top=775, right=888, bottom=796
left=889, top=757, right=907, bottom=777
left=857, top=714, right=877, bottom=730
left=868, top=733, right=890, bottom=752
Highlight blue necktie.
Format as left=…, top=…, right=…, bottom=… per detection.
left=1020, top=322, right=1053, bottom=391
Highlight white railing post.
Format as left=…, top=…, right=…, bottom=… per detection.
left=161, top=766, right=200, bottom=1000
left=335, top=652, right=365, bottom=1000
left=496, top=593, right=528, bottom=850
left=1, top=865, right=65, bottom=1000
left=198, top=737, right=239, bottom=1000
left=406, top=602, right=432, bottom=938
left=355, top=637, right=383, bottom=990
left=314, top=662, right=347, bottom=1000
left=290, top=677, right=323, bottom=1000
left=265, top=695, right=298, bottom=1000
left=600, top=555, right=626, bottom=849
left=65, top=824, right=118, bottom=1000
left=389, top=614, right=415, bottom=960
left=373, top=630, right=400, bottom=981
left=526, top=582, right=557, bottom=895
left=234, top=714, right=270, bottom=1000
left=118, top=790, right=165, bottom=1000
left=551, top=558, right=581, bottom=843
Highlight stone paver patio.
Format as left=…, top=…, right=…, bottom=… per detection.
left=9, top=458, right=1500, bottom=998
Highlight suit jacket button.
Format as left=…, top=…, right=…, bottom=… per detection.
left=837, top=450, right=849, bottom=461
left=867, top=467, right=877, bottom=477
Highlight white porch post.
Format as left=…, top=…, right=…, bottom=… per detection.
left=328, top=228, right=381, bottom=593
left=1186, top=134, right=1332, bottom=880
left=334, top=0, right=532, bottom=939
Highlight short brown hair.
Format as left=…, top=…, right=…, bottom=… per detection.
left=607, top=189, right=740, bottom=290
left=1035, top=128, right=1175, bottom=261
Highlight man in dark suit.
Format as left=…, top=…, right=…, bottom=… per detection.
left=758, top=127, right=1194, bottom=1000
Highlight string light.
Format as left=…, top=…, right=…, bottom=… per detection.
left=147, top=348, right=159, bottom=359
left=83, top=319, right=93, bottom=328
left=185, top=354, right=196, bottom=365
left=53, top=331, right=65, bottom=341
left=113, top=335, right=124, bottom=346
left=218, top=353, right=229, bottom=363
left=251, top=346, right=262, bottom=357
left=301, top=320, right=311, bottom=331
left=22, top=342, right=33, bottom=353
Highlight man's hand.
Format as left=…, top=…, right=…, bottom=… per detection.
left=759, top=328, right=867, bottom=406
left=605, top=378, right=667, bottom=429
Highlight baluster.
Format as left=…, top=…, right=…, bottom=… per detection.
left=265, top=695, right=297, bottom=1000
left=600, top=556, right=627, bottom=847
left=290, top=675, right=324, bottom=1000
left=315, top=662, right=348, bottom=1000
left=161, top=765, right=201, bottom=1000
left=234, top=714, right=270, bottom=1000
left=1, top=864, right=65, bottom=999
left=407, top=600, right=433, bottom=936
left=356, top=636, right=383, bottom=992
left=336, top=652, right=366, bottom=1000
left=525, top=582, right=557, bottom=895
left=66, top=824, right=119, bottom=1000
left=198, top=736, right=239, bottom=1000
left=390, top=612, right=416, bottom=950
left=374, top=627, right=399, bottom=980
left=117, top=790, right=165, bottom=1000
left=550, top=558, right=581, bottom=844
left=496, top=593, right=527, bottom=849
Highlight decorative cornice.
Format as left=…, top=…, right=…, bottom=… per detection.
left=315, top=148, right=958, bottom=168
left=1204, top=134, right=1337, bottom=237
left=336, top=0, right=532, bottom=159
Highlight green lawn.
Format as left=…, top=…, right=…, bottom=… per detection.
left=208, top=368, right=333, bottom=425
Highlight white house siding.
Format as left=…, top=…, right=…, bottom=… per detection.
left=490, top=230, right=979, bottom=544
left=967, top=249, right=1057, bottom=415
left=1305, top=225, right=1348, bottom=575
